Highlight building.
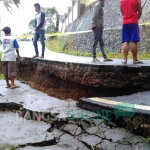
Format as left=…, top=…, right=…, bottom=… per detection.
left=60, top=0, right=96, bottom=32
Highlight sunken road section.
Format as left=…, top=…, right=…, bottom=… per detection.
left=78, top=92, right=150, bottom=137
left=0, top=80, right=150, bottom=150
left=9, top=57, right=150, bottom=100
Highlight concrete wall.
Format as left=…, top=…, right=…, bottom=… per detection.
left=65, top=0, right=150, bottom=32
left=69, top=11, right=73, bottom=24
left=57, top=25, right=150, bottom=53
left=61, top=1, right=79, bottom=32
left=73, top=2, right=78, bottom=21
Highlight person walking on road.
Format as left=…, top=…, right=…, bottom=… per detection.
left=33, top=3, right=46, bottom=58
left=120, top=0, right=143, bottom=64
left=91, top=0, right=113, bottom=62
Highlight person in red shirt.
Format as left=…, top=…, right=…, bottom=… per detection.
left=120, top=0, right=143, bottom=64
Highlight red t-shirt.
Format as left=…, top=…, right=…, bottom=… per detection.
left=120, top=0, right=138, bottom=24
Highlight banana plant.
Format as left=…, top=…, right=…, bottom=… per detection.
left=1, top=0, right=20, bottom=13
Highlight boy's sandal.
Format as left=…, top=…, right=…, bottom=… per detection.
left=10, top=85, right=20, bottom=89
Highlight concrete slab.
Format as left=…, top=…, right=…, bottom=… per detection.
left=1, top=80, right=150, bottom=149
left=0, top=80, right=99, bottom=122
left=79, top=92, right=150, bottom=115
left=0, top=111, right=53, bottom=146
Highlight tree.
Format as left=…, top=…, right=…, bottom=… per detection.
left=42, top=7, right=60, bottom=33
left=0, top=0, right=20, bottom=13
left=28, top=7, right=60, bottom=34
left=28, top=19, right=35, bottom=30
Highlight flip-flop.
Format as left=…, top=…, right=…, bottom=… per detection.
left=5, top=85, right=11, bottom=88
left=10, top=85, right=20, bottom=89
left=104, top=58, right=113, bottom=61
left=133, top=61, right=143, bottom=64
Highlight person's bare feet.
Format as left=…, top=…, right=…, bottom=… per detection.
left=121, top=60, right=127, bottom=64
left=6, top=84, right=11, bottom=88
left=32, top=55, right=39, bottom=58
left=10, top=85, right=20, bottom=89
left=133, top=60, right=143, bottom=64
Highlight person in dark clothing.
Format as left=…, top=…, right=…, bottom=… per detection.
left=91, top=0, right=113, bottom=62
left=33, top=3, right=45, bottom=58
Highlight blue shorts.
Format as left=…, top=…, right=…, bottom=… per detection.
left=121, top=24, right=140, bottom=43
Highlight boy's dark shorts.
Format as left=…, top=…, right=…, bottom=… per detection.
left=122, top=23, right=140, bottom=43
left=2, top=61, right=16, bottom=77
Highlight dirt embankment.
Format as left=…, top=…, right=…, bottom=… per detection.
left=9, top=57, right=149, bottom=100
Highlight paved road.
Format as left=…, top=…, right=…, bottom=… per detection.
left=17, top=41, right=150, bottom=66
left=0, top=80, right=150, bottom=150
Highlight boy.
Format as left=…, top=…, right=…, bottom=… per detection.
left=1, top=26, right=21, bottom=89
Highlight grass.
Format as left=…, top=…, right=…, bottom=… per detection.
left=143, top=137, right=150, bottom=144
left=0, top=51, right=1, bottom=60
left=0, top=144, right=19, bottom=150
left=45, top=40, right=150, bottom=60
left=0, top=73, right=4, bottom=79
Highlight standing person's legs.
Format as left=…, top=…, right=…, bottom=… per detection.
left=122, top=42, right=129, bottom=63
left=33, top=32, right=40, bottom=58
left=98, top=29, right=107, bottom=59
left=39, top=29, right=45, bottom=58
left=2, top=61, right=11, bottom=87
left=130, top=24, right=142, bottom=63
left=131, top=42, right=138, bottom=61
left=121, top=24, right=130, bottom=63
left=2, top=61, right=19, bottom=89
left=8, top=61, right=19, bottom=88
left=92, top=28, right=100, bottom=61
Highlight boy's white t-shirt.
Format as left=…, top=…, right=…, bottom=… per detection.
left=1, top=36, right=19, bottom=61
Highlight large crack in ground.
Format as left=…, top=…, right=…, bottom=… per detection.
left=0, top=80, right=150, bottom=150
left=15, top=58, right=150, bottom=100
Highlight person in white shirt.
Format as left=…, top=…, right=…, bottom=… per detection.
left=1, top=27, right=21, bottom=89
left=33, top=3, right=46, bottom=58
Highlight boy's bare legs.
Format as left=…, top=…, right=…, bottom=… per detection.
left=122, top=42, right=129, bottom=63
left=10, top=76, right=16, bottom=87
left=5, top=76, right=11, bottom=87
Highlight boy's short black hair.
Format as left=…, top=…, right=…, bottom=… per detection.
left=2, top=27, right=11, bottom=34
left=34, top=3, right=41, bottom=9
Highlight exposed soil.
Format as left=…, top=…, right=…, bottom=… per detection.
left=15, top=58, right=150, bottom=100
